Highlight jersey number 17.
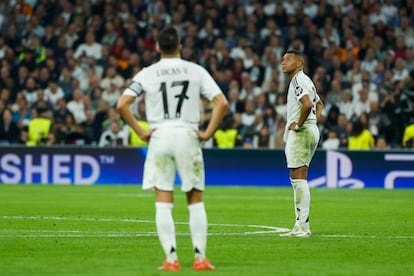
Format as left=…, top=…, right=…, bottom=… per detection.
left=159, top=80, right=189, bottom=119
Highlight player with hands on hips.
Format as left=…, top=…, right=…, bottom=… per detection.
left=279, top=50, right=324, bottom=238
left=116, top=26, right=228, bottom=270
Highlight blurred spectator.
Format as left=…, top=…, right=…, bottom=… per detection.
left=0, top=107, right=20, bottom=144
left=239, top=72, right=261, bottom=101
left=37, top=66, right=52, bottom=89
left=92, top=99, right=110, bottom=139
left=402, top=123, right=414, bottom=148
left=100, top=65, right=125, bottom=90
left=44, top=78, right=64, bottom=109
left=58, top=67, right=74, bottom=100
left=346, top=58, right=363, bottom=86
left=405, top=49, right=414, bottom=73
left=352, top=90, right=371, bottom=119
left=66, top=56, right=89, bottom=91
left=64, top=23, right=80, bottom=49
left=17, top=47, right=37, bottom=72
left=101, top=21, right=118, bottom=47
left=67, top=88, right=86, bottom=124
left=53, top=36, right=69, bottom=67
left=240, top=99, right=256, bottom=128
left=394, top=35, right=407, bottom=60
left=0, top=35, right=8, bottom=60
left=31, top=89, right=53, bottom=111
left=361, top=47, right=378, bottom=76
left=98, top=120, right=128, bottom=147
left=227, top=87, right=244, bottom=114
left=42, top=25, right=58, bottom=50
left=22, top=77, right=38, bottom=107
left=375, top=136, right=390, bottom=150
left=213, top=113, right=241, bottom=148
left=110, top=36, right=128, bottom=59
left=54, top=112, right=86, bottom=145
left=348, top=119, right=375, bottom=150
left=322, top=128, right=340, bottom=150
left=254, top=124, right=273, bottom=148
left=391, top=57, right=409, bottom=83
left=367, top=101, right=391, bottom=140
left=11, top=93, right=31, bottom=129
left=275, top=94, right=287, bottom=121
left=102, top=106, right=124, bottom=131
left=13, top=65, right=29, bottom=94
left=53, top=98, right=72, bottom=123
left=325, top=79, right=343, bottom=109
left=128, top=118, right=149, bottom=147
left=323, top=105, right=340, bottom=139
left=26, top=107, right=54, bottom=146
left=73, top=31, right=102, bottom=60
left=102, top=81, right=121, bottom=107
left=336, top=89, right=353, bottom=121
left=0, top=88, right=12, bottom=107
left=81, top=108, right=97, bottom=145
left=22, top=35, right=46, bottom=65
left=335, top=113, right=350, bottom=148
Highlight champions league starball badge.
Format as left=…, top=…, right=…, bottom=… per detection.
left=295, top=86, right=303, bottom=97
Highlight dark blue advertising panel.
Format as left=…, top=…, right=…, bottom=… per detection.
left=0, top=146, right=413, bottom=189
left=204, top=149, right=414, bottom=189
left=0, top=146, right=145, bottom=185
left=307, top=150, right=414, bottom=190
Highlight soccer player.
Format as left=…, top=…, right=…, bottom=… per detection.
left=116, top=26, right=228, bottom=270
left=279, top=50, right=323, bottom=238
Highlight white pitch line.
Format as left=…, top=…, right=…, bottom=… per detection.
left=318, top=234, right=414, bottom=239
left=0, top=230, right=280, bottom=238
left=0, top=215, right=154, bottom=223
left=1, top=231, right=414, bottom=239
left=0, top=233, right=261, bottom=238
left=0, top=215, right=288, bottom=231
left=1, top=216, right=414, bottom=239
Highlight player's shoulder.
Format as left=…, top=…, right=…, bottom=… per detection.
left=295, top=71, right=312, bottom=83
left=293, top=71, right=313, bottom=87
left=180, top=59, right=206, bottom=71
left=133, top=60, right=163, bottom=79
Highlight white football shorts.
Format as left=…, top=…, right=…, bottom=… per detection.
left=284, top=124, right=320, bottom=169
left=142, top=127, right=205, bottom=192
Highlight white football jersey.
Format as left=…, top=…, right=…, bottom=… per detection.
left=286, top=70, right=320, bottom=127
left=123, top=58, right=222, bottom=130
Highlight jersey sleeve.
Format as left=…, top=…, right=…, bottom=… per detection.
left=198, top=66, right=223, bottom=100
left=293, top=76, right=311, bottom=101
left=123, top=81, right=144, bottom=97
left=122, top=68, right=147, bottom=98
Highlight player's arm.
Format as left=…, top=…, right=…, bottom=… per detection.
left=116, top=95, right=151, bottom=142
left=315, top=99, right=324, bottom=124
left=198, top=93, right=229, bottom=141
left=289, top=94, right=313, bottom=131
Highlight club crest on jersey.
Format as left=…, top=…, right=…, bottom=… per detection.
left=295, top=86, right=303, bottom=97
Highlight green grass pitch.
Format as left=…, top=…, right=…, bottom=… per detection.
left=0, top=185, right=413, bottom=275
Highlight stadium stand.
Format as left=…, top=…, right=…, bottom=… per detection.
left=0, top=0, right=413, bottom=149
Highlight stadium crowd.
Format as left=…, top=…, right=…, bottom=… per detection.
left=0, top=0, right=414, bottom=149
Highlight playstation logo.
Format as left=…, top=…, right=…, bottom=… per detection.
left=309, top=151, right=364, bottom=188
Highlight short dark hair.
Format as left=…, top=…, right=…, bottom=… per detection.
left=286, top=49, right=304, bottom=58
left=285, top=49, right=304, bottom=63
left=158, top=26, right=179, bottom=54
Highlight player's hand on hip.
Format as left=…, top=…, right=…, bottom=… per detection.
left=197, top=130, right=211, bottom=142
left=140, top=129, right=155, bottom=142
left=288, top=122, right=301, bottom=132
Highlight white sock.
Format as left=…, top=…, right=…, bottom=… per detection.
left=291, top=179, right=311, bottom=227
left=291, top=178, right=300, bottom=227
left=188, top=202, right=207, bottom=261
left=155, top=202, right=177, bottom=263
